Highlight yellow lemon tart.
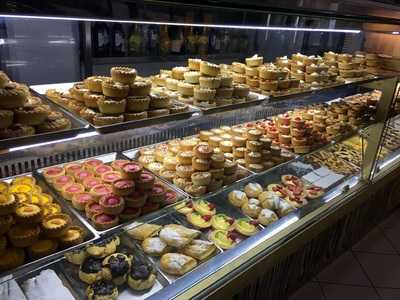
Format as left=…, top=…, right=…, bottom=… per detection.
left=174, top=201, right=194, bottom=215
left=211, top=214, right=235, bottom=231
left=209, top=230, right=235, bottom=250
left=193, top=199, right=216, bottom=216
left=42, top=203, right=62, bottom=216
left=12, top=176, right=36, bottom=186
left=234, top=218, right=259, bottom=236
left=186, top=211, right=212, bottom=229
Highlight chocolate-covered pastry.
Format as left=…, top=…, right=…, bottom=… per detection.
left=86, top=236, right=119, bottom=258
left=86, top=280, right=118, bottom=300
left=127, top=261, right=156, bottom=291
left=102, top=253, right=131, bottom=285
left=79, top=257, right=104, bottom=284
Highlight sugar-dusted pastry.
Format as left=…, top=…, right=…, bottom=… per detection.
left=258, top=191, right=282, bottom=210
left=244, top=182, right=263, bottom=198
left=228, top=190, right=248, bottom=207
left=127, top=223, right=162, bottom=241
left=159, top=224, right=200, bottom=248
left=241, top=198, right=262, bottom=218
left=258, top=208, right=279, bottom=226
left=182, top=239, right=216, bottom=260
left=142, top=237, right=170, bottom=256
left=234, top=218, right=258, bottom=236
left=160, top=253, right=197, bottom=276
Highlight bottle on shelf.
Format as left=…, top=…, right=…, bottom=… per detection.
left=170, top=26, right=184, bottom=55
left=147, top=25, right=159, bottom=56
left=209, top=28, right=222, bottom=54
left=128, top=24, right=143, bottom=56
left=159, top=25, right=171, bottom=56
left=186, top=26, right=198, bottom=55
left=92, top=22, right=111, bottom=57
left=111, top=23, right=127, bottom=57
left=198, top=27, right=209, bottom=56
left=220, top=29, right=230, bottom=54
left=238, top=31, right=249, bottom=54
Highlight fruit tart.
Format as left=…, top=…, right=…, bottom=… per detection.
left=148, top=183, right=166, bottom=203
left=120, top=207, right=141, bottom=221
left=41, top=213, right=71, bottom=238
left=121, top=162, right=143, bottom=180
left=211, top=214, right=235, bottom=231
left=281, top=174, right=303, bottom=187
left=186, top=211, right=212, bottom=229
left=92, top=213, right=119, bottom=230
left=90, top=184, right=113, bottom=200
left=234, top=218, right=259, bottom=236
left=192, top=199, right=216, bottom=216
left=136, top=172, right=155, bottom=190
left=305, top=185, right=325, bottom=199
left=61, top=183, right=85, bottom=201
left=174, top=201, right=194, bottom=215
left=125, top=190, right=147, bottom=208
left=112, top=179, right=135, bottom=196
left=42, top=166, right=65, bottom=182
left=209, top=230, right=235, bottom=250
left=84, top=159, right=103, bottom=171
left=53, top=175, right=74, bottom=191
left=99, top=194, right=125, bottom=215
left=72, top=192, right=95, bottom=211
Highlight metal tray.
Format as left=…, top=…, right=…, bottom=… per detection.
left=177, top=92, right=268, bottom=115
left=0, top=173, right=98, bottom=282
left=122, top=143, right=255, bottom=200
left=0, top=90, right=90, bottom=149
left=34, top=152, right=188, bottom=236
left=124, top=211, right=222, bottom=284
left=36, top=82, right=202, bottom=134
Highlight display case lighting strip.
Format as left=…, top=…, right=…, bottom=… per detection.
left=0, top=14, right=360, bottom=33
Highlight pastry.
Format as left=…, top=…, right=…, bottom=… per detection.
left=209, top=230, right=235, bottom=250
left=228, top=190, right=248, bottom=207
left=193, top=199, right=216, bottom=215
left=160, top=253, right=197, bottom=276
left=128, top=223, right=162, bottom=241
left=14, top=105, right=48, bottom=126
left=159, top=224, right=200, bottom=248
left=246, top=54, right=263, bottom=67
left=0, top=85, right=28, bottom=109
left=0, top=215, right=13, bottom=235
left=8, top=224, right=40, bottom=248
left=200, top=61, right=220, bottom=76
left=86, top=280, right=118, bottom=300
left=111, top=66, right=137, bottom=84
left=258, top=208, right=279, bottom=226
left=244, top=182, right=263, bottom=198
left=188, top=58, right=201, bottom=70
left=234, top=218, right=258, bottom=236
left=41, top=213, right=71, bottom=237
left=241, top=198, right=262, bottom=218
left=90, top=184, right=113, bottom=200
left=71, top=192, right=94, bottom=211
left=142, top=237, right=170, bottom=256
left=86, top=236, right=120, bottom=258
left=59, top=225, right=85, bottom=247
left=127, top=261, right=156, bottom=291
left=28, top=239, right=58, bottom=259
left=98, top=98, right=126, bottom=115
left=0, top=193, right=17, bottom=215
left=101, top=79, right=129, bottom=98
left=211, top=214, right=234, bottom=231
left=125, top=190, right=147, bottom=208
left=120, top=207, right=141, bottom=221
left=93, top=114, right=124, bottom=126
left=102, top=253, right=131, bottom=285
left=147, top=183, right=166, bottom=203
left=199, top=76, right=221, bottom=89
left=92, top=213, right=119, bottom=230
left=79, top=256, right=105, bottom=284
left=112, top=179, right=135, bottom=196
left=121, top=162, right=142, bottom=180
left=129, top=79, right=151, bottom=96
left=186, top=211, right=212, bottom=229
left=42, top=166, right=65, bottom=183
left=14, top=203, right=42, bottom=224
left=126, top=96, right=150, bottom=112
left=62, top=183, right=85, bottom=201
left=0, top=247, right=25, bottom=271
left=193, top=87, right=216, bottom=101
left=84, top=76, right=108, bottom=93
left=305, top=185, right=325, bottom=199
left=65, top=248, right=88, bottom=265
left=182, top=239, right=216, bottom=260
left=149, top=92, right=170, bottom=109
left=136, top=172, right=155, bottom=190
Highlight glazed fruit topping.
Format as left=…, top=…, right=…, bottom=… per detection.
left=140, top=173, right=154, bottom=182
left=201, top=215, right=212, bottom=221
left=208, top=203, right=216, bottom=209
left=84, top=177, right=101, bottom=188
left=86, top=159, right=103, bottom=167
left=76, top=170, right=92, bottom=179
left=228, top=231, right=238, bottom=241
left=95, top=214, right=115, bottom=223
left=77, top=193, right=92, bottom=202
left=89, top=203, right=102, bottom=211
left=227, top=218, right=235, bottom=225
left=103, top=195, right=121, bottom=206
left=123, top=163, right=140, bottom=172
left=114, top=179, right=134, bottom=189
left=250, top=220, right=259, bottom=226
left=95, top=165, right=112, bottom=174
left=66, top=184, right=82, bottom=192
left=151, top=184, right=165, bottom=194
left=45, top=167, right=63, bottom=175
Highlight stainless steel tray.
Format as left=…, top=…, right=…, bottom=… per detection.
left=34, top=152, right=188, bottom=236
left=0, top=90, right=91, bottom=149
left=178, top=92, right=268, bottom=115
left=0, top=173, right=98, bottom=282
left=122, top=142, right=255, bottom=200
left=124, top=210, right=223, bottom=284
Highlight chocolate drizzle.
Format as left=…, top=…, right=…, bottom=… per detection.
left=105, top=254, right=129, bottom=277
left=80, top=257, right=102, bottom=273
left=130, top=262, right=153, bottom=280
left=89, top=280, right=115, bottom=296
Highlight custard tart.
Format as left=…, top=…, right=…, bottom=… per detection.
left=0, top=247, right=25, bottom=271
left=41, top=213, right=71, bottom=237
left=0, top=214, right=13, bottom=235
left=8, top=224, right=40, bottom=247
left=0, top=193, right=17, bottom=215
left=59, top=225, right=85, bottom=247
left=28, top=239, right=58, bottom=259
left=15, top=203, right=42, bottom=224
left=186, top=211, right=212, bottom=229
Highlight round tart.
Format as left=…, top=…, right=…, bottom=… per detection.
left=99, top=194, right=125, bottom=215
left=43, top=166, right=65, bottom=182
left=188, top=58, right=202, bottom=70
left=125, top=190, right=147, bottom=208
left=60, top=225, right=85, bottom=247
left=0, top=193, right=17, bottom=215
left=141, top=201, right=160, bottom=214
left=98, top=98, right=126, bottom=115
left=28, top=239, right=58, bottom=259
left=72, top=192, right=94, bottom=211
left=62, top=183, right=85, bottom=201
left=0, top=85, right=28, bottom=109
left=8, top=224, right=40, bottom=247
left=193, top=199, right=216, bottom=216
left=102, top=79, right=129, bottom=98
left=41, top=213, right=71, bottom=237
left=92, top=213, right=119, bottom=230
left=84, top=76, right=109, bottom=93
left=126, top=96, right=150, bottom=112
left=0, top=110, right=13, bottom=129
left=36, top=117, right=71, bottom=133
left=90, top=184, right=113, bottom=200
left=127, top=261, right=156, bottom=291
left=136, top=172, right=155, bottom=190
left=53, top=175, right=75, bottom=191
left=211, top=214, right=235, bottom=231
left=101, top=171, right=123, bottom=184
left=0, top=215, right=13, bottom=235
left=93, top=114, right=124, bottom=126
left=305, top=185, right=325, bottom=199
left=187, top=211, right=212, bottom=229
left=0, top=247, right=25, bottom=271
left=148, top=183, right=166, bottom=203
left=129, top=80, right=151, bottom=96
left=120, top=207, right=141, bottom=221
left=14, top=105, right=48, bottom=126
left=42, top=203, right=62, bottom=216
left=86, top=201, right=104, bottom=219
left=86, top=280, right=118, bottom=300
left=209, top=230, right=235, bottom=250
left=74, top=170, right=94, bottom=183
left=84, top=159, right=103, bottom=171
left=102, top=253, right=131, bottom=285
left=111, top=159, right=130, bottom=171
left=200, top=61, right=220, bottom=76
left=165, top=190, right=178, bottom=205
left=191, top=172, right=212, bottom=186
left=95, top=164, right=113, bottom=175
left=83, top=177, right=103, bottom=190
left=111, top=67, right=137, bottom=84
left=149, top=92, right=170, bottom=109
left=234, top=218, right=258, bottom=236
left=79, top=256, right=104, bottom=284
left=122, top=162, right=143, bottom=180
left=112, top=179, right=135, bottom=196
left=15, top=203, right=42, bottom=224
left=70, top=83, right=89, bottom=101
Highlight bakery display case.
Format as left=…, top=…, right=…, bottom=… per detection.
left=1, top=1, right=400, bottom=299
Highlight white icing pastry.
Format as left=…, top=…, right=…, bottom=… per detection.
left=244, top=183, right=263, bottom=198
left=248, top=198, right=260, bottom=206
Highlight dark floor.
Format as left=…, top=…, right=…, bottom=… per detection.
left=288, top=208, right=400, bottom=300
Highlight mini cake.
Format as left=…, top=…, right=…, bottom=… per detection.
left=111, top=66, right=137, bottom=84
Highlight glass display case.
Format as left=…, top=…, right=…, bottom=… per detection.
left=0, top=1, right=400, bottom=300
